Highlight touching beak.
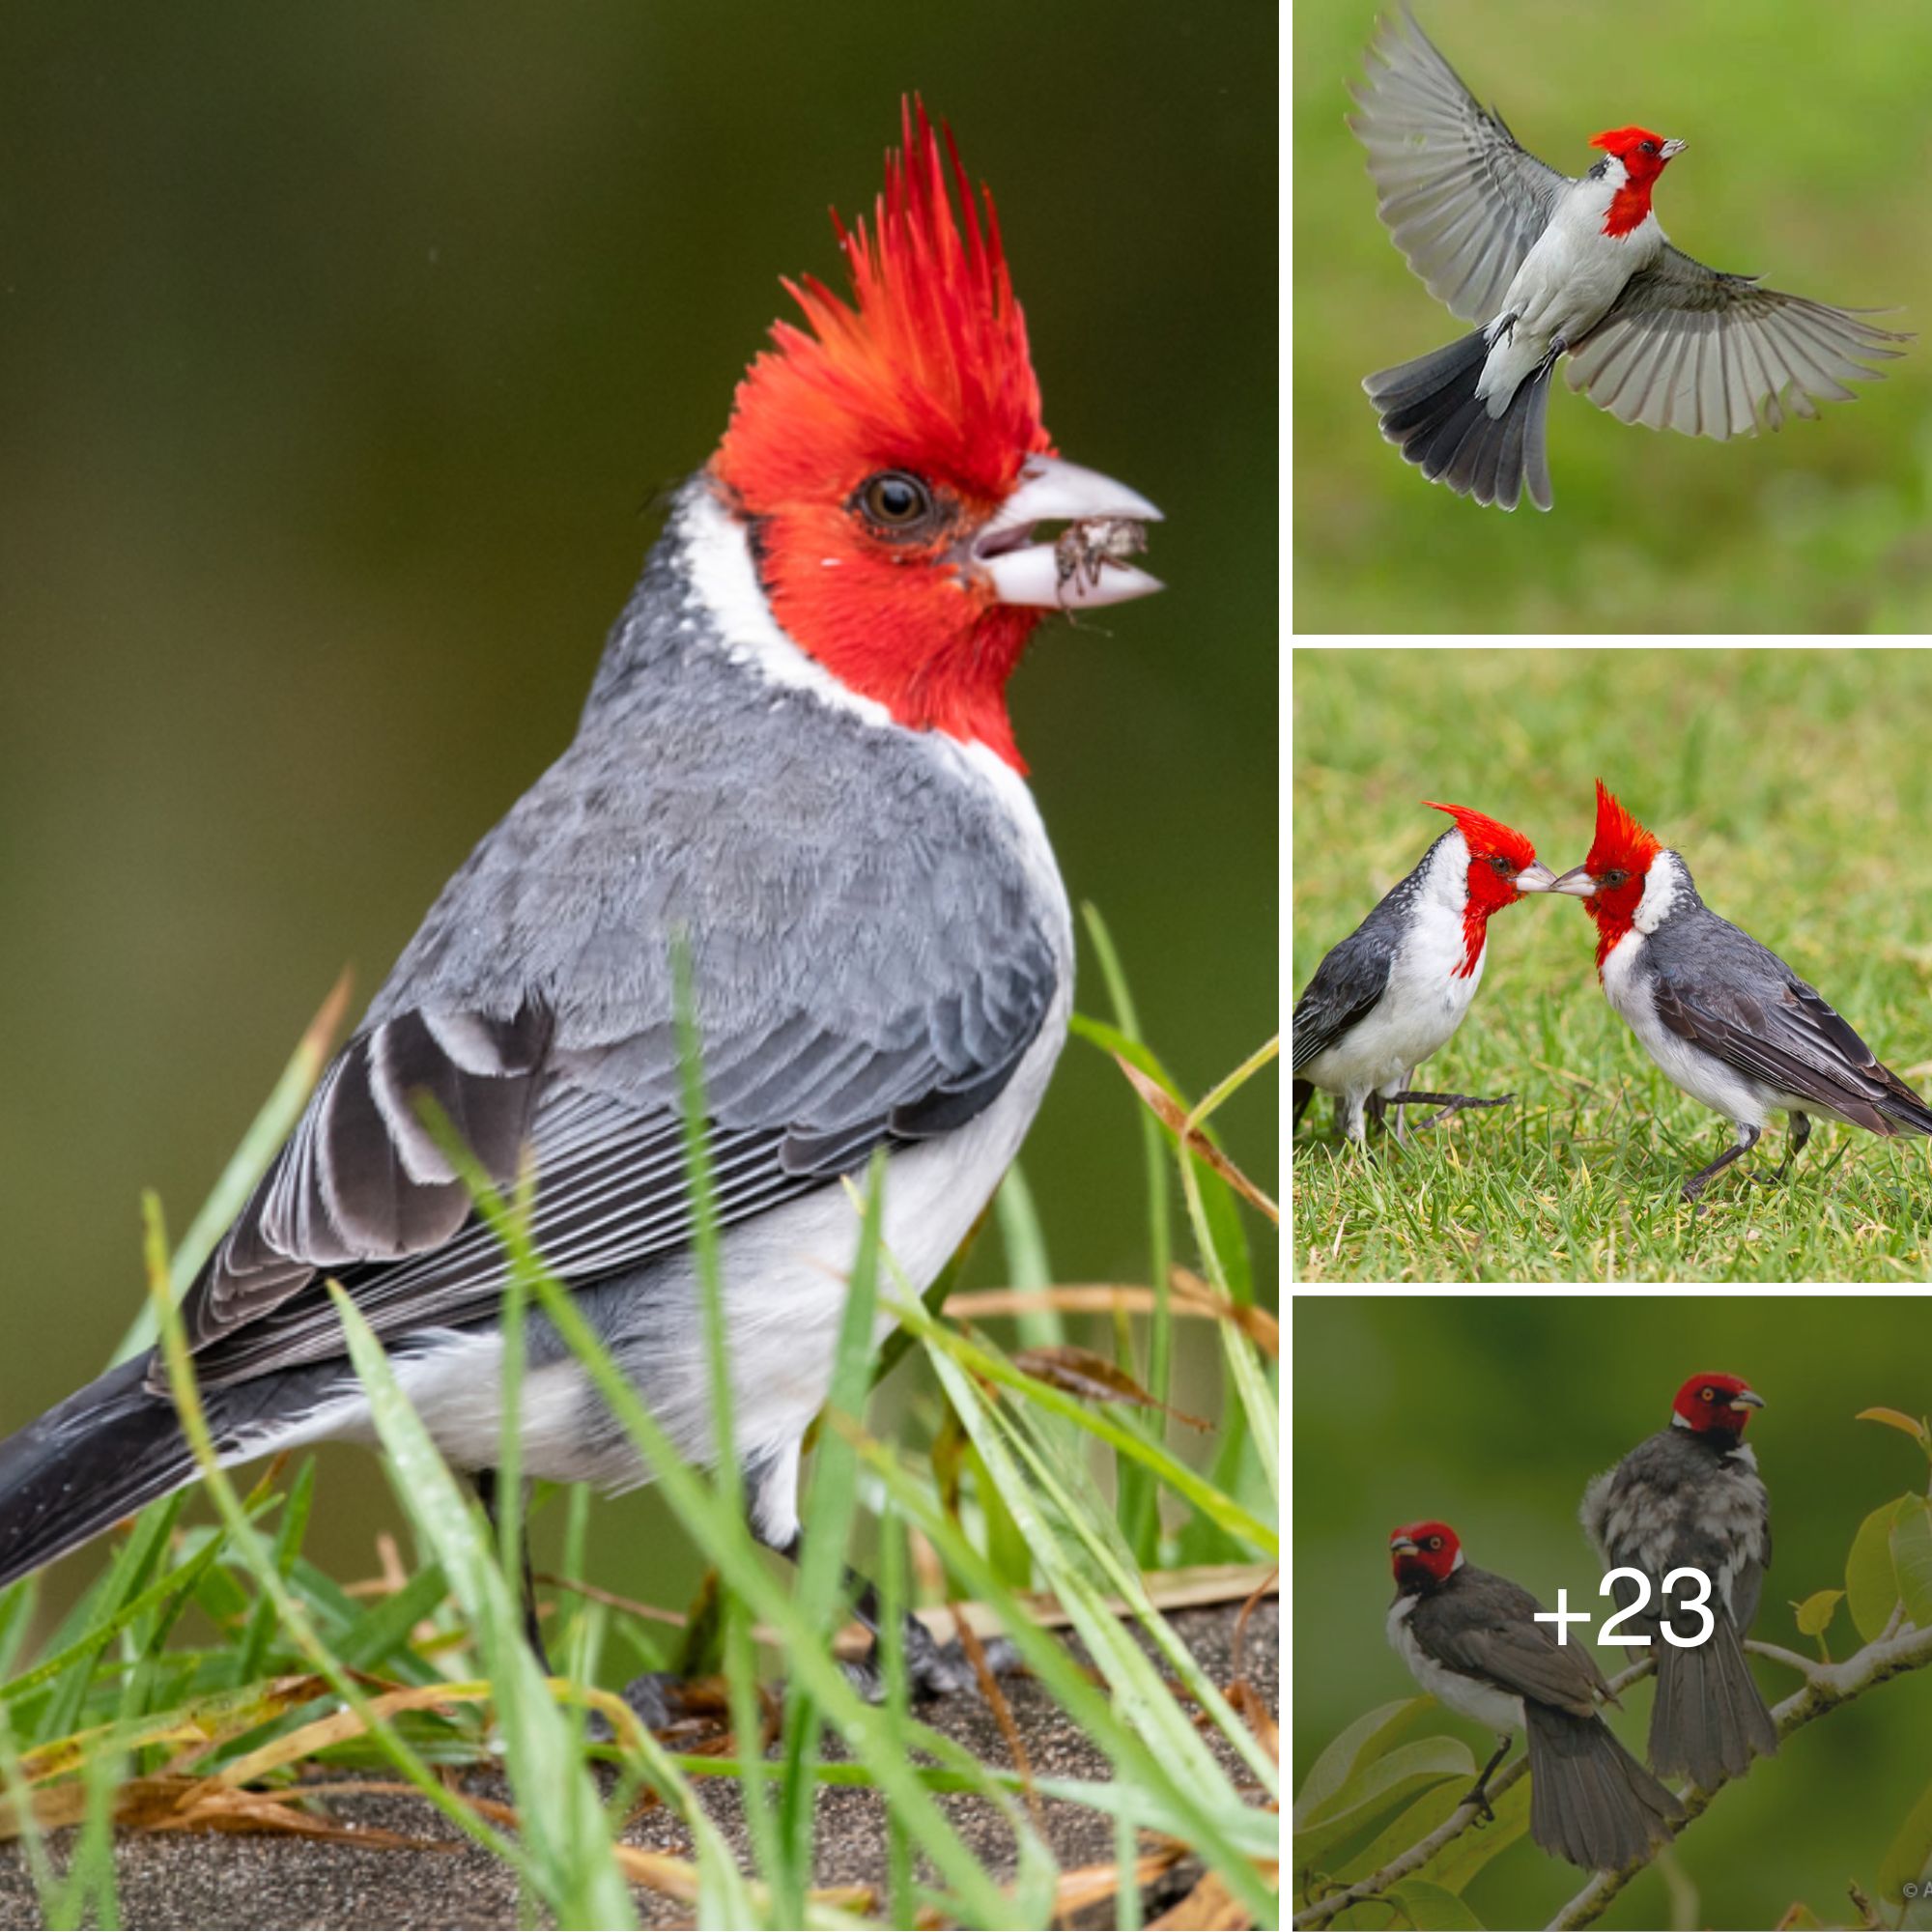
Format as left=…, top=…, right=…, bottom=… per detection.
left=1388, top=1534, right=1419, bottom=1557
left=1660, top=137, right=1688, bottom=158
left=1729, top=1389, right=1765, bottom=1412
left=1549, top=865, right=1599, bottom=898
left=975, top=455, right=1165, bottom=609
left=1514, top=861, right=1557, bottom=894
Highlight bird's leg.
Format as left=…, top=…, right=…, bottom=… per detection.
left=1293, top=1077, right=1315, bottom=1129
left=1386, top=1089, right=1516, bottom=1132
left=472, top=1468, right=552, bottom=1673
left=1753, top=1111, right=1811, bottom=1187
left=1681, top=1124, right=1760, bottom=1204
left=1463, top=1732, right=1512, bottom=1823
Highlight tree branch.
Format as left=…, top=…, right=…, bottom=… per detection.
left=1547, top=1618, right=1932, bottom=1931
left=1294, top=1662, right=1658, bottom=1929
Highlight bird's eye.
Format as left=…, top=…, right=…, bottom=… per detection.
left=1701, top=1388, right=1716, bottom=1402
left=1603, top=868, right=1627, bottom=888
left=1641, top=140, right=1658, bottom=156
left=855, top=470, right=937, bottom=535
left=1491, top=854, right=1514, bottom=875
left=1427, top=1535, right=1442, bottom=1549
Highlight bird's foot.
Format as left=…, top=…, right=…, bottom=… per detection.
left=1387, top=1090, right=1515, bottom=1133
left=1462, top=1777, right=1496, bottom=1826
left=840, top=1622, right=1023, bottom=1705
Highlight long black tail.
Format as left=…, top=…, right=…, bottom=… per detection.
left=1650, top=1614, right=1778, bottom=1790
left=0, top=1354, right=203, bottom=1592
left=1364, top=329, right=1554, bottom=512
left=1523, top=1702, right=1683, bottom=1873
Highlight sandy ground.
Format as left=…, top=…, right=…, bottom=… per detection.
left=0, top=1601, right=1277, bottom=1929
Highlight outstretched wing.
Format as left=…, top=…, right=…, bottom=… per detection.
left=1568, top=243, right=1910, bottom=438
left=1349, top=3, right=1570, bottom=327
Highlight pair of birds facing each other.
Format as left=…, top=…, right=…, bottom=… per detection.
left=0, top=105, right=1168, bottom=1713
left=1351, top=4, right=1910, bottom=511
left=1389, top=1371, right=1776, bottom=1873
left=1292, top=782, right=1932, bottom=1201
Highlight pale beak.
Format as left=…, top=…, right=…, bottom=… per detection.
left=1729, top=1389, right=1765, bottom=1411
left=1660, top=138, right=1688, bottom=158
left=1388, top=1534, right=1419, bottom=1556
left=1549, top=865, right=1600, bottom=898
left=975, top=455, right=1165, bottom=609
left=1514, top=861, right=1557, bottom=894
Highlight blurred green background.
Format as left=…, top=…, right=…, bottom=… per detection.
left=0, top=8, right=1275, bottom=1616
left=1293, top=0, right=1932, bottom=632
left=1293, top=1295, right=1932, bottom=1928
left=1293, top=647, right=1932, bottom=1281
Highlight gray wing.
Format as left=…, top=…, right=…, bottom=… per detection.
left=1650, top=952, right=1918, bottom=1134
left=1349, top=3, right=1570, bottom=326
left=1418, top=1571, right=1608, bottom=1717
left=1567, top=242, right=1910, bottom=438
left=166, top=714, right=1060, bottom=1390
left=1292, top=924, right=1393, bottom=1072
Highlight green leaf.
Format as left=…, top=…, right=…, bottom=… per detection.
left=1892, top=1500, right=1932, bottom=1631
left=1293, top=1737, right=1476, bottom=1870
left=1416, top=1774, right=1532, bottom=1891
left=1337, top=1780, right=1467, bottom=1883
left=1293, top=1698, right=1437, bottom=1824
left=1847, top=1494, right=1914, bottom=1643
left=1879, top=1780, right=1932, bottom=1909
left=1385, top=1879, right=1486, bottom=1929
left=1792, top=1588, right=1843, bottom=1641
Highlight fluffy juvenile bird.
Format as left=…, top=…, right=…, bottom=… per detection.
left=1350, top=5, right=1909, bottom=509
left=1293, top=803, right=1553, bottom=1142
left=1552, top=781, right=1932, bottom=1200
left=0, top=104, right=1162, bottom=1700
left=1387, top=1521, right=1684, bottom=1872
left=1582, top=1373, right=1776, bottom=1791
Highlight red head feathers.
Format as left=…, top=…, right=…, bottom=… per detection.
left=1424, top=800, right=1544, bottom=976
left=717, top=99, right=1048, bottom=514
left=1670, top=1373, right=1764, bottom=1436
left=1389, top=1520, right=1463, bottom=1585
left=1570, top=781, right=1664, bottom=971
left=1588, top=127, right=1682, bottom=237
left=709, top=100, right=1057, bottom=771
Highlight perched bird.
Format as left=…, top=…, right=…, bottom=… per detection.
left=1386, top=1521, right=1684, bottom=1872
left=1551, top=781, right=1932, bottom=1201
left=0, top=103, right=1163, bottom=1703
left=1581, top=1373, right=1776, bottom=1791
left=1293, top=802, right=1553, bottom=1142
left=1350, top=4, right=1909, bottom=510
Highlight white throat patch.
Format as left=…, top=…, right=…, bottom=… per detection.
left=1633, top=850, right=1688, bottom=934
left=674, top=484, right=893, bottom=728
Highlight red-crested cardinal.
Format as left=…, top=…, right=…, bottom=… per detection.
left=1293, top=803, right=1553, bottom=1142
left=1552, top=781, right=1932, bottom=1200
left=1351, top=5, right=1909, bottom=510
left=1582, top=1373, right=1776, bottom=1789
left=1388, top=1522, right=1684, bottom=1871
left=0, top=103, right=1163, bottom=1707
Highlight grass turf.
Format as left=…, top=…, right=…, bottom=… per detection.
left=1292, top=646, right=1932, bottom=1283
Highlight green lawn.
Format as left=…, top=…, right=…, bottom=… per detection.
left=1293, top=0, right=1932, bottom=633
left=1292, top=647, right=1932, bottom=1282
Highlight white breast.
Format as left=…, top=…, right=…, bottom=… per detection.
left=1387, top=1594, right=1524, bottom=1735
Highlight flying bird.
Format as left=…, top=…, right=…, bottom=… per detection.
left=1552, top=781, right=1932, bottom=1201
left=1293, top=802, right=1553, bottom=1143
left=1386, top=1521, right=1684, bottom=1871
left=1582, top=1372, right=1776, bottom=1790
left=1350, top=5, right=1909, bottom=509
left=0, top=103, right=1163, bottom=1710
